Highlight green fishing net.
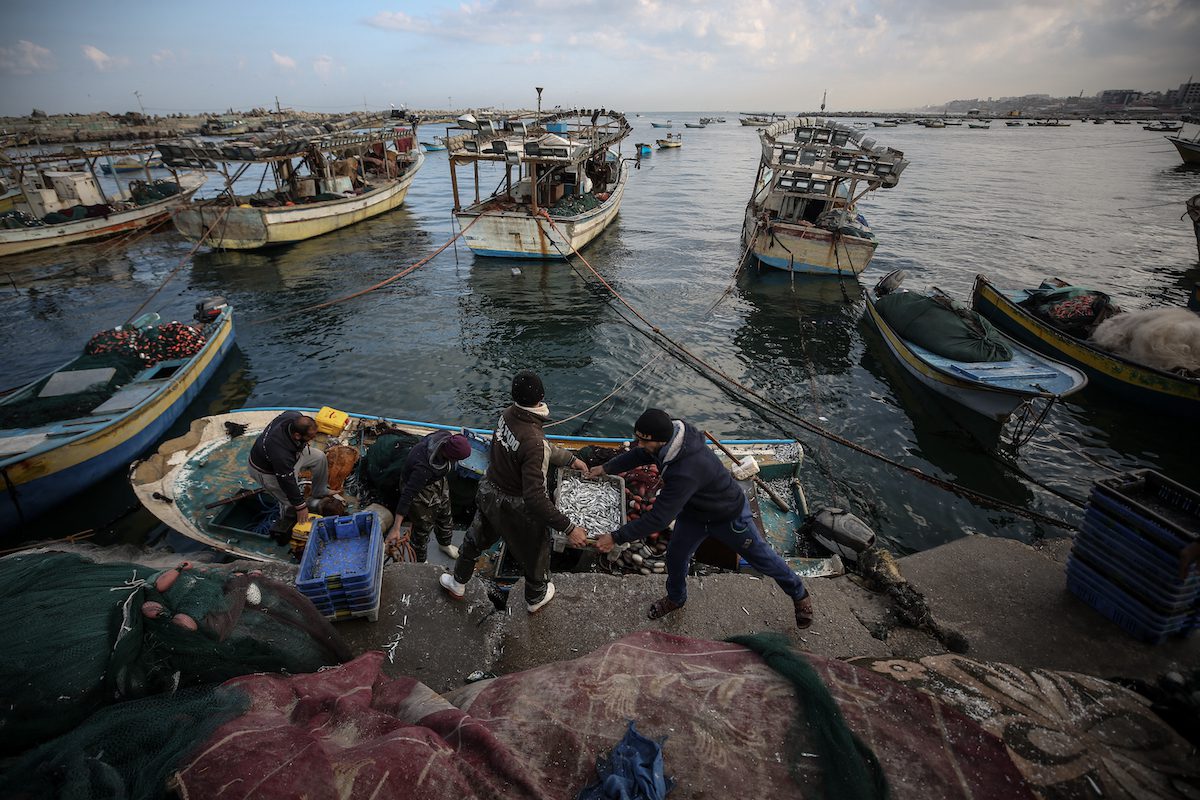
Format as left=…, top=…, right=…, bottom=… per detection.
left=0, top=551, right=349, bottom=755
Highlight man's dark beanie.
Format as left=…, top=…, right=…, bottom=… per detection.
left=511, top=370, right=545, bottom=406
left=635, top=408, right=674, bottom=442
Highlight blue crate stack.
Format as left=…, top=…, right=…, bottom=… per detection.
left=1067, top=470, right=1199, bottom=644
left=296, top=511, right=384, bottom=622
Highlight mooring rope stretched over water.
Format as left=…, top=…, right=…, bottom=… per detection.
left=535, top=212, right=1078, bottom=531
left=125, top=205, right=231, bottom=324
left=253, top=213, right=486, bottom=325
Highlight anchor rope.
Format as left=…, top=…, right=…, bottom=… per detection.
left=535, top=211, right=1078, bottom=531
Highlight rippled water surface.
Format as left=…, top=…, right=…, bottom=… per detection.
left=3, top=116, right=1197, bottom=552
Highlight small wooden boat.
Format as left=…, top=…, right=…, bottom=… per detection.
left=650, top=122, right=673, bottom=129
left=0, top=146, right=205, bottom=257
left=1144, top=122, right=1183, bottom=132
left=967, top=123, right=990, bottom=129
left=741, top=117, right=908, bottom=276
left=1006, top=121, right=1023, bottom=127
left=684, top=122, right=705, bottom=129
left=636, top=143, right=652, bottom=156
left=1, top=302, right=235, bottom=531
left=971, top=274, right=1199, bottom=416
left=419, top=139, right=447, bottom=152
left=873, top=121, right=898, bottom=128
left=1166, top=121, right=1200, bottom=165
left=655, top=133, right=682, bottom=149
left=1112, top=120, right=1132, bottom=125
left=130, top=408, right=843, bottom=580
left=865, top=271, right=1086, bottom=421
left=99, top=156, right=163, bottom=174
left=446, top=106, right=632, bottom=259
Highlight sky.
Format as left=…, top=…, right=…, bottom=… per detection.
left=0, top=0, right=1197, bottom=117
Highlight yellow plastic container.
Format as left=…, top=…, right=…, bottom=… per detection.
left=315, top=406, right=349, bottom=436
left=292, top=515, right=322, bottom=537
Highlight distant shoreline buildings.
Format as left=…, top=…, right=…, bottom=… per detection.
left=928, top=80, right=1198, bottom=118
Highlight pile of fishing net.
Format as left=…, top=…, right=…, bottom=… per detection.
left=84, top=321, right=207, bottom=366
left=128, top=179, right=181, bottom=205
left=0, top=209, right=41, bottom=229
left=0, top=551, right=349, bottom=756
left=42, top=204, right=114, bottom=224
left=550, top=192, right=602, bottom=217
left=0, top=350, right=143, bottom=429
left=163, top=630, right=1034, bottom=799
left=1017, top=283, right=1120, bottom=336
left=1090, top=308, right=1200, bottom=377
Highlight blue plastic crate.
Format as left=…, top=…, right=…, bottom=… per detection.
left=1087, top=470, right=1199, bottom=555
left=1077, top=516, right=1200, bottom=594
left=1070, top=545, right=1199, bottom=615
left=1081, top=508, right=1189, bottom=574
left=297, top=512, right=383, bottom=595
left=1066, top=556, right=1194, bottom=644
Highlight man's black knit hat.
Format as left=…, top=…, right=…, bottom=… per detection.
left=511, top=370, right=545, bottom=406
left=634, top=408, right=673, bottom=443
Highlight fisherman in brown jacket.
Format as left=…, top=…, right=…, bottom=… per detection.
left=439, top=371, right=588, bottom=613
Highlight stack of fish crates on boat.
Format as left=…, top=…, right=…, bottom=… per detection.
left=551, top=468, right=626, bottom=551
left=296, top=511, right=384, bottom=622
left=1067, top=470, right=1199, bottom=644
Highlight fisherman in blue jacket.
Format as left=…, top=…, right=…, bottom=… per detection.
left=590, top=408, right=814, bottom=628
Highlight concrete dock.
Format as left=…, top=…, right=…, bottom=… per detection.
left=248, top=534, right=1197, bottom=692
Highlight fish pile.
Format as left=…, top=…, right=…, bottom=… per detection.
left=609, top=540, right=668, bottom=575
left=557, top=471, right=624, bottom=535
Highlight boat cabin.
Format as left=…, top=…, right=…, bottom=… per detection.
left=444, top=109, right=632, bottom=217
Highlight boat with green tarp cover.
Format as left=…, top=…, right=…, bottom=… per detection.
left=130, top=407, right=843, bottom=578
left=865, top=271, right=1086, bottom=421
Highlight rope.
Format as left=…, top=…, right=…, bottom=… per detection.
left=545, top=354, right=664, bottom=429
left=534, top=212, right=1078, bottom=531
left=124, top=205, right=231, bottom=324
left=385, top=528, right=418, bottom=563
left=253, top=213, right=486, bottom=325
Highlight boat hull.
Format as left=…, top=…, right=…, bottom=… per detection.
left=130, top=407, right=837, bottom=577
left=1168, top=137, right=1200, bottom=165
left=0, top=309, right=236, bottom=531
left=971, top=276, right=1200, bottom=416
left=455, top=161, right=627, bottom=259
left=744, top=208, right=877, bottom=275
left=0, top=172, right=206, bottom=257
left=172, top=153, right=423, bottom=250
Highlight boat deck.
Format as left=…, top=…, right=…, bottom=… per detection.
left=905, top=335, right=1080, bottom=395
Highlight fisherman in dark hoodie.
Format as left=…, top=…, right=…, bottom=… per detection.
left=382, top=430, right=473, bottom=562
left=589, top=408, right=815, bottom=628
left=439, top=371, right=589, bottom=613
left=247, top=411, right=331, bottom=542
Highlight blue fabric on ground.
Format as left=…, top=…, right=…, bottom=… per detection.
left=578, top=720, right=674, bottom=800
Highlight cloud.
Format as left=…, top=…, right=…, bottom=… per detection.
left=150, top=49, right=175, bottom=64
left=271, top=50, right=296, bottom=69
left=0, top=40, right=54, bottom=75
left=313, top=55, right=334, bottom=78
left=82, top=44, right=129, bottom=71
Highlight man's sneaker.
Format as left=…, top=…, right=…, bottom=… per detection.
left=526, top=582, right=555, bottom=614
left=439, top=543, right=461, bottom=560
left=439, top=572, right=466, bottom=600
left=794, top=592, right=814, bottom=630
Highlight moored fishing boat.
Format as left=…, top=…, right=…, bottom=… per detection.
left=741, top=117, right=909, bottom=276
left=1166, top=117, right=1200, bottom=165
left=160, top=113, right=423, bottom=250
left=655, top=133, right=682, bottom=149
left=650, top=121, right=672, bottom=129
left=99, top=155, right=163, bottom=174
left=0, top=146, right=205, bottom=257
left=683, top=122, right=705, bottom=129
left=419, top=138, right=447, bottom=152
left=130, top=408, right=842, bottom=579
left=865, top=271, right=1086, bottom=422
left=971, top=274, right=1200, bottom=416
left=445, top=105, right=633, bottom=259
left=1, top=300, right=235, bottom=532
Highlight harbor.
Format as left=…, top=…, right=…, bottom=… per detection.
left=2, top=102, right=1199, bottom=797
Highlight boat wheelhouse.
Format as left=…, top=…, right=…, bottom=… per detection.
left=446, top=107, right=633, bottom=260
left=741, top=117, right=908, bottom=276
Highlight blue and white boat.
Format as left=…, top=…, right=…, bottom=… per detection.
left=650, top=121, right=672, bottom=128
left=866, top=272, right=1086, bottom=421
left=1, top=303, right=236, bottom=532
